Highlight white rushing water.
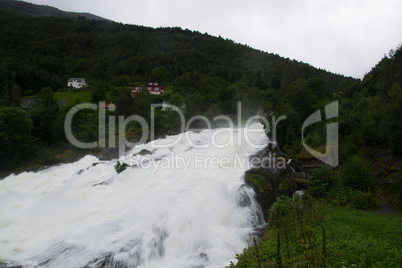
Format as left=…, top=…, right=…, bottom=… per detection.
left=0, top=123, right=268, bottom=268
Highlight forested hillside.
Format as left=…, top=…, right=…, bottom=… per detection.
left=232, top=46, right=402, bottom=267
left=0, top=1, right=400, bottom=185
left=0, top=2, right=351, bottom=169
left=0, top=3, right=346, bottom=95
left=0, top=0, right=107, bottom=20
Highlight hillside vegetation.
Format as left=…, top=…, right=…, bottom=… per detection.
left=0, top=0, right=107, bottom=20
left=0, top=0, right=400, bottom=179
left=0, top=0, right=400, bottom=195
left=230, top=196, right=402, bottom=267
left=0, top=2, right=349, bottom=169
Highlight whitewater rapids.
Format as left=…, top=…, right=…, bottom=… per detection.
left=0, top=123, right=268, bottom=268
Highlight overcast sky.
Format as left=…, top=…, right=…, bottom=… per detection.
left=27, top=0, right=402, bottom=79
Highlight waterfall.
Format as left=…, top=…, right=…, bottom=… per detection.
left=0, top=123, right=268, bottom=268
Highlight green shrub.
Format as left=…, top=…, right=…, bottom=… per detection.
left=339, top=155, right=373, bottom=191
left=278, top=174, right=293, bottom=191
left=36, top=146, right=61, bottom=165
left=114, top=161, right=129, bottom=174
left=231, top=195, right=326, bottom=267
left=307, top=166, right=337, bottom=199
left=348, top=190, right=380, bottom=210
left=339, top=134, right=363, bottom=164
left=330, top=188, right=380, bottom=210
left=231, top=206, right=402, bottom=267
left=268, top=195, right=294, bottom=228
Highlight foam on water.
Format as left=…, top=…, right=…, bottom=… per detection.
left=0, top=123, right=268, bottom=268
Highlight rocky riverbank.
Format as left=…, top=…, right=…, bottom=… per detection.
left=244, top=145, right=305, bottom=220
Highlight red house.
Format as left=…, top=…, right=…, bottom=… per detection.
left=132, top=82, right=165, bottom=96
left=100, top=103, right=115, bottom=110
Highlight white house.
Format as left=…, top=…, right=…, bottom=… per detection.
left=67, top=78, right=87, bottom=89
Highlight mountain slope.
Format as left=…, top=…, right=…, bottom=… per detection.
left=0, top=5, right=349, bottom=95
left=0, top=0, right=108, bottom=20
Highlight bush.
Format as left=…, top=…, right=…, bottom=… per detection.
left=114, top=161, right=129, bottom=174
left=339, top=155, right=373, bottom=191
left=231, top=195, right=326, bottom=267
left=307, top=166, right=337, bottom=199
left=36, top=146, right=62, bottom=165
left=0, top=106, right=36, bottom=169
left=330, top=188, right=380, bottom=210
left=348, top=190, right=380, bottom=210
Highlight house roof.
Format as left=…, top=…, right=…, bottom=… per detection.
left=68, top=78, right=85, bottom=82
left=20, top=99, right=68, bottom=110
left=100, top=103, right=115, bottom=109
left=20, top=98, right=35, bottom=110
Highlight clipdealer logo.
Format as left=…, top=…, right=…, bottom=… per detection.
left=302, top=101, right=338, bottom=167
left=128, top=151, right=287, bottom=174
left=63, top=101, right=339, bottom=168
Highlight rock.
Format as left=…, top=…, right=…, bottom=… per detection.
left=93, top=181, right=107, bottom=186
left=244, top=145, right=297, bottom=220
left=245, top=167, right=295, bottom=220
left=132, top=149, right=152, bottom=156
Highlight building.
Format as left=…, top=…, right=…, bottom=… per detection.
left=100, top=103, right=115, bottom=110
left=20, top=99, right=68, bottom=110
left=20, top=98, right=35, bottom=110
left=132, top=82, right=164, bottom=96
left=67, top=78, right=87, bottom=89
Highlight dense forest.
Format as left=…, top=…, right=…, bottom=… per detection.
left=0, top=0, right=401, bottom=189
left=0, top=3, right=351, bottom=169
left=0, top=0, right=401, bottom=200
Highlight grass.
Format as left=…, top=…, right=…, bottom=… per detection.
left=246, top=173, right=272, bottom=192
left=230, top=204, right=402, bottom=267
left=54, top=89, right=93, bottom=103
left=324, top=208, right=402, bottom=267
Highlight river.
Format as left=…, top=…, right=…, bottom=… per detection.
left=0, top=123, right=268, bottom=267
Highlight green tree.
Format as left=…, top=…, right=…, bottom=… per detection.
left=168, top=92, right=184, bottom=107
left=0, top=84, right=21, bottom=107
left=132, top=88, right=152, bottom=123
left=91, top=84, right=109, bottom=103
left=307, top=76, right=328, bottom=98
left=339, top=155, right=373, bottom=192
left=307, top=166, right=337, bottom=199
left=30, top=87, right=59, bottom=143
left=381, top=83, right=402, bottom=155
left=0, top=106, right=35, bottom=169
left=285, top=78, right=317, bottom=121
left=114, top=88, right=133, bottom=117
left=151, top=66, right=171, bottom=83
